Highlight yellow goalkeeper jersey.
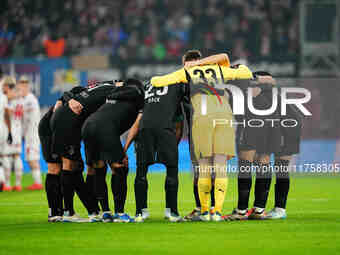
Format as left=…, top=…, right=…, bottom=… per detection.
left=151, top=64, right=253, bottom=86
left=151, top=64, right=253, bottom=117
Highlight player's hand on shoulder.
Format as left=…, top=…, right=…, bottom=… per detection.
left=184, top=61, right=199, bottom=69
left=257, top=75, right=276, bottom=85
left=68, top=99, right=83, bottom=115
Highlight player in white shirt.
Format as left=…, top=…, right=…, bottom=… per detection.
left=17, top=76, right=43, bottom=190
left=0, top=76, right=13, bottom=191
left=1, top=76, right=22, bottom=191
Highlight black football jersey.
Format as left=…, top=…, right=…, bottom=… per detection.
left=139, top=80, right=188, bottom=130
left=71, top=81, right=117, bottom=116
left=91, top=84, right=145, bottom=134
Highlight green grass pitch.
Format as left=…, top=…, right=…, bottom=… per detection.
left=0, top=173, right=339, bottom=255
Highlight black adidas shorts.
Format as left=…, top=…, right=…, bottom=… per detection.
left=236, top=93, right=282, bottom=154
left=236, top=121, right=282, bottom=154
left=136, top=128, right=178, bottom=167
left=82, top=117, right=124, bottom=165
left=49, top=105, right=83, bottom=161
left=38, top=107, right=61, bottom=163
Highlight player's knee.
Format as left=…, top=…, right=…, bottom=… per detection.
left=93, top=160, right=105, bottom=169
left=62, top=157, right=83, bottom=171
left=87, top=165, right=95, bottom=175
left=239, top=150, right=256, bottom=162
left=276, top=155, right=292, bottom=161
left=109, top=162, right=124, bottom=175
left=255, top=154, right=270, bottom=165
left=47, top=163, right=61, bottom=175
left=214, top=154, right=228, bottom=164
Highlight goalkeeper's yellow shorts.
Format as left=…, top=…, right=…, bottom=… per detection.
left=191, top=112, right=236, bottom=159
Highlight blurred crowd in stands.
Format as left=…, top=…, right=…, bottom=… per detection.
left=0, top=0, right=299, bottom=60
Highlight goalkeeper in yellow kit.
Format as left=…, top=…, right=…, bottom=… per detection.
left=151, top=50, right=253, bottom=221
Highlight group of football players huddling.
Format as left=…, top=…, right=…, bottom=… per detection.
left=2, top=50, right=302, bottom=223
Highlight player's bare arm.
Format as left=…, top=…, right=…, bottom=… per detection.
left=184, top=53, right=230, bottom=69
left=124, top=113, right=142, bottom=153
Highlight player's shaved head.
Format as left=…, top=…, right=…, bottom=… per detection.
left=182, top=50, right=202, bottom=64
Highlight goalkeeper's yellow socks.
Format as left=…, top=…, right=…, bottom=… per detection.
left=214, top=177, right=228, bottom=213
left=198, top=177, right=212, bottom=213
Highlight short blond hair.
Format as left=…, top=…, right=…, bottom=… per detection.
left=2, top=75, right=16, bottom=85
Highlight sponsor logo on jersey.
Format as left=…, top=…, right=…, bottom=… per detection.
left=80, top=91, right=89, bottom=98
left=106, top=99, right=117, bottom=104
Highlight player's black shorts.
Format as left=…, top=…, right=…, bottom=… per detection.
left=82, top=117, right=124, bottom=165
left=275, top=105, right=302, bottom=157
left=236, top=121, right=282, bottom=154
left=236, top=93, right=282, bottom=154
left=136, top=128, right=178, bottom=167
left=38, top=107, right=61, bottom=163
left=49, top=105, right=84, bottom=161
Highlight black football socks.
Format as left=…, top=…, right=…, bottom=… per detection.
left=274, top=159, right=290, bottom=209
left=61, top=169, right=98, bottom=215
left=73, top=170, right=98, bottom=214
left=94, top=166, right=110, bottom=212
left=135, top=164, right=149, bottom=215
left=193, top=180, right=201, bottom=208
left=210, top=182, right=215, bottom=208
left=61, top=170, right=76, bottom=215
left=111, top=167, right=128, bottom=214
left=85, top=174, right=100, bottom=212
left=237, top=159, right=253, bottom=211
left=165, top=165, right=179, bottom=215
left=254, top=162, right=272, bottom=209
left=46, top=173, right=63, bottom=217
